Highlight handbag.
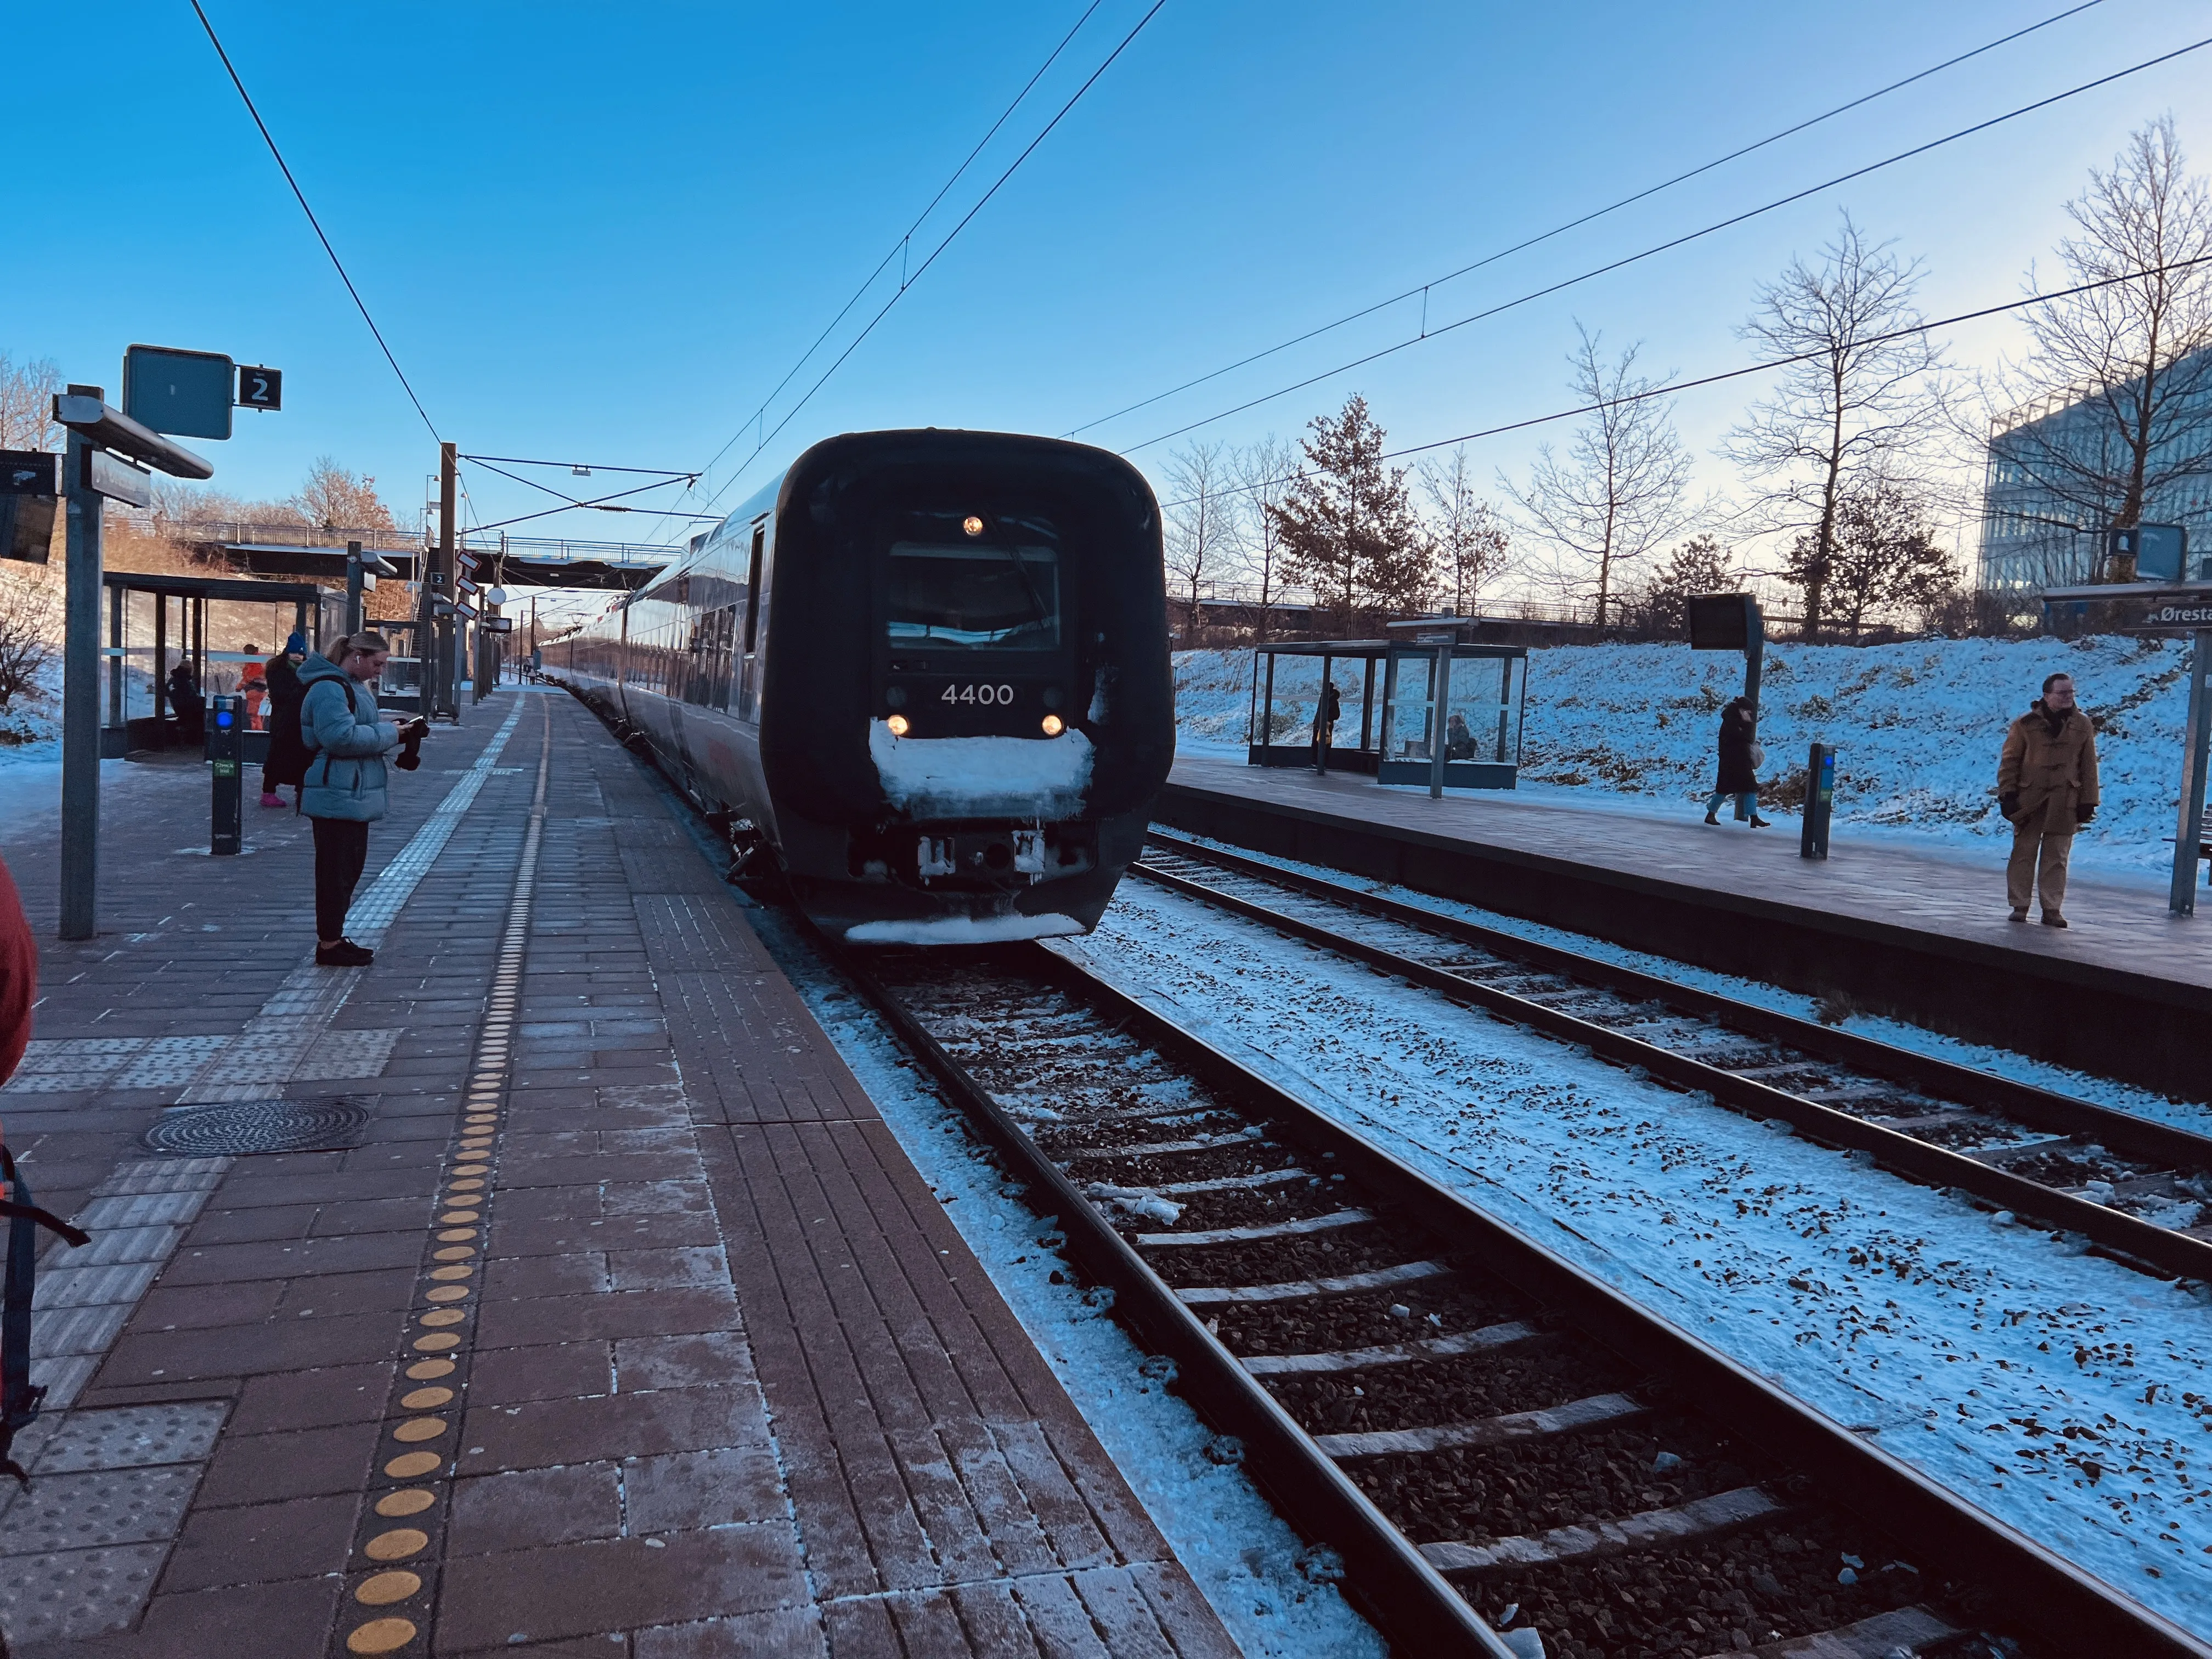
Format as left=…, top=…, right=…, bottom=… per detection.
left=1747, top=742, right=1766, bottom=769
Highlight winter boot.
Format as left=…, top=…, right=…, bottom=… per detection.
left=2040, top=912, right=2069, bottom=929
left=1703, top=811, right=1719, bottom=825
left=1749, top=815, right=1772, bottom=828
left=259, top=791, right=285, bottom=809
left=315, top=939, right=375, bottom=967
left=2009, top=907, right=2028, bottom=923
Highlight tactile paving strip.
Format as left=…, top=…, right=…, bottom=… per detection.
left=332, top=699, right=548, bottom=1658
left=0, top=1403, right=230, bottom=1646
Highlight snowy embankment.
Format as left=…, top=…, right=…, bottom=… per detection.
left=1066, top=879, right=2212, bottom=1635
left=1173, top=636, right=2197, bottom=875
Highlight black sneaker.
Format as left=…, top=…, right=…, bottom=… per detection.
left=316, top=939, right=375, bottom=967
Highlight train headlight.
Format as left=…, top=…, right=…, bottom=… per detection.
left=1041, top=714, right=1064, bottom=736
left=887, top=714, right=911, bottom=737
left=962, top=515, right=985, bottom=538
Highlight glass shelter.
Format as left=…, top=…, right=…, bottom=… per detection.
left=100, top=572, right=326, bottom=759
left=1246, top=637, right=1527, bottom=789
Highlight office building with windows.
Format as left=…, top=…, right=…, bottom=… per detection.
left=1979, top=343, right=2212, bottom=601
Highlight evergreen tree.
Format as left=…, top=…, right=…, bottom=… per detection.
left=1269, top=396, right=1427, bottom=618
left=1798, top=476, right=1957, bottom=638
left=1629, top=534, right=1739, bottom=637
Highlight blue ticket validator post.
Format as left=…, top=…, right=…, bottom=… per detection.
left=209, top=693, right=244, bottom=856
left=1800, top=743, right=1836, bottom=861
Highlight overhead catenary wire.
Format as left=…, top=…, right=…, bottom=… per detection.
left=680, top=0, right=1112, bottom=506
left=188, top=0, right=440, bottom=444
left=1121, top=32, right=2212, bottom=458
left=460, top=454, right=698, bottom=478
left=1155, top=253, right=2212, bottom=512
left=679, top=0, right=1173, bottom=528
left=1063, top=0, right=2108, bottom=442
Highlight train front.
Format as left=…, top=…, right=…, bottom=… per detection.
left=759, top=430, right=1174, bottom=943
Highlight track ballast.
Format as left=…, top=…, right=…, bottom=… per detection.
left=832, top=935, right=2207, bottom=1659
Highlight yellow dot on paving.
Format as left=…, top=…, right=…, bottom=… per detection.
left=383, top=1452, right=441, bottom=1479
left=346, top=1616, right=419, bottom=1654
left=436, top=1229, right=478, bottom=1243
left=404, top=1358, right=455, bottom=1380
left=354, top=1570, right=423, bottom=1606
left=420, top=1308, right=466, bottom=1326
left=430, top=1265, right=473, bottom=1282
left=446, top=1179, right=484, bottom=1193
left=392, top=1418, right=447, bottom=1443
left=449, top=1164, right=489, bottom=1177
left=460, top=1138, right=493, bottom=1149
left=424, top=1285, right=470, bottom=1304
left=400, top=1386, right=454, bottom=1410
left=433, top=1246, right=476, bottom=1261
left=365, top=1527, right=430, bottom=1562
left=375, top=1489, right=437, bottom=1517
left=438, top=1211, right=480, bottom=1225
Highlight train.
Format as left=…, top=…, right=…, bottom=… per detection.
left=539, top=428, right=1176, bottom=943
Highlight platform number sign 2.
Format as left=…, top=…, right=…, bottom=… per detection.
left=235, top=365, right=282, bottom=411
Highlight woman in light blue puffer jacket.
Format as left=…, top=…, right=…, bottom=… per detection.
left=298, top=633, right=424, bottom=966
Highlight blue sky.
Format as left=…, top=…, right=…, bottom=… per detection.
left=7, top=0, right=2207, bottom=586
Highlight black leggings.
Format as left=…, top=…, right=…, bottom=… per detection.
left=311, top=817, right=371, bottom=941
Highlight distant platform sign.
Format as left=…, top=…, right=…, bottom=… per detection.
left=123, top=344, right=235, bottom=441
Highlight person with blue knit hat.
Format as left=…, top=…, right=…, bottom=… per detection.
left=260, top=631, right=311, bottom=807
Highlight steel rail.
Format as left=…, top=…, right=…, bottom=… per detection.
left=1137, top=831, right=2212, bottom=1285
left=844, top=935, right=2210, bottom=1658
left=822, top=933, right=1517, bottom=1659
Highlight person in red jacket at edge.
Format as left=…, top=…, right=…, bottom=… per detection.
left=1, top=849, right=33, bottom=1150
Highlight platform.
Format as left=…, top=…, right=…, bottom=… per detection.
left=0, top=689, right=1235, bottom=1658
left=1158, top=753, right=2210, bottom=1099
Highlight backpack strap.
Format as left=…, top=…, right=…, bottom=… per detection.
left=2, top=1146, right=91, bottom=1491
left=308, top=678, right=362, bottom=791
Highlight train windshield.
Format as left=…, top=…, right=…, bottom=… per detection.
left=885, top=541, right=1060, bottom=650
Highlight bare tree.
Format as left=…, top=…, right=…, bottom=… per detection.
left=1163, top=439, right=1238, bottom=644
left=1723, top=214, right=1948, bottom=639
left=0, top=571, right=60, bottom=712
left=1418, top=445, right=1511, bottom=615
left=1232, top=435, right=1297, bottom=640
left=1797, top=474, right=1959, bottom=639
left=296, top=458, right=398, bottom=532
left=0, top=352, right=61, bottom=453
left=1272, top=396, right=1427, bottom=619
left=1993, top=116, right=2212, bottom=551
left=1505, top=325, right=1691, bottom=625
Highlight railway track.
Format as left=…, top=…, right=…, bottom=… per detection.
left=1132, top=829, right=2212, bottom=1288
left=831, top=935, right=2210, bottom=1659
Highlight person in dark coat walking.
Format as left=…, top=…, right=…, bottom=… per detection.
left=1703, top=697, right=1771, bottom=827
left=260, top=632, right=311, bottom=807
left=166, top=661, right=204, bottom=744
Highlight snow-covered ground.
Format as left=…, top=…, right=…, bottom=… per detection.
left=1174, top=635, right=2198, bottom=878
left=748, top=910, right=1389, bottom=1659
left=1065, top=879, right=2212, bottom=1634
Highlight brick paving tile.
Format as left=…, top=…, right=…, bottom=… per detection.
left=2, top=691, right=1239, bottom=1658
left=161, top=1492, right=360, bottom=1591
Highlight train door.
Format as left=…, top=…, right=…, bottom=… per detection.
left=737, top=517, right=769, bottom=721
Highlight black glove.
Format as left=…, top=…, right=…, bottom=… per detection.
left=394, top=722, right=426, bottom=772
left=2000, top=792, right=2019, bottom=821
left=2075, top=803, right=2094, bottom=825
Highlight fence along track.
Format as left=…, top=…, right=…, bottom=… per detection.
left=831, top=936, right=2209, bottom=1659
left=1135, top=828, right=2212, bottom=1286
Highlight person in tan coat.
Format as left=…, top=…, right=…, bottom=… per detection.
left=1997, top=670, right=2100, bottom=928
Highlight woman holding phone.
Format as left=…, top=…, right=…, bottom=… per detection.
left=298, top=632, right=429, bottom=967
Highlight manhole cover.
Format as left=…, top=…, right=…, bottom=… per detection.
left=143, top=1098, right=373, bottom=1156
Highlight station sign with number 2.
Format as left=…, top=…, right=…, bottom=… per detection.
left=236, top=365, right=282, bottom=411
